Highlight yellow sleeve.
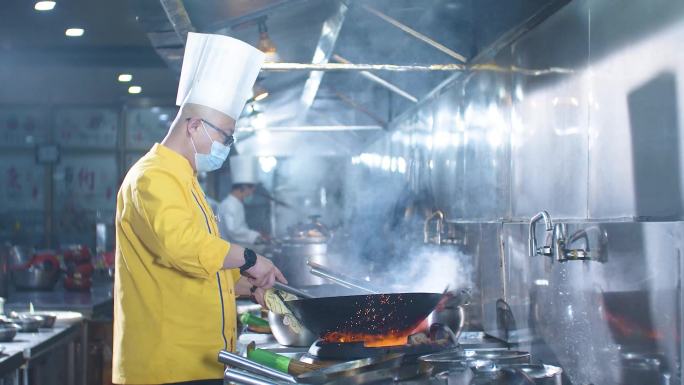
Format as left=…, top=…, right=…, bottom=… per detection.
left=132, top=167, right=229, bottom=279
left=231, top=268, right=241, bottom=284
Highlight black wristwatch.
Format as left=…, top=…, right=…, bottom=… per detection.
left=240, top=248, right=257, bottom=275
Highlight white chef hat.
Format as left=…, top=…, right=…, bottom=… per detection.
left=230, top=156, right=259, bottom=185
left=176, top=32, right=265, bottom=120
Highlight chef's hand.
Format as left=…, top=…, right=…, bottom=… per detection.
left=250, top=286, right=266, bottom=307
left=245, top=255, right=287, bottom=289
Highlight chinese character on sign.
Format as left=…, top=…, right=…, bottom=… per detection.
left=65, top=166, right=74, bottom=185
left=7, top=167, right=21, bottom=191
left=78, top=168, right=95, bottom=192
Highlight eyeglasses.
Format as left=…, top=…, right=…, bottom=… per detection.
left=192, top=118, right=235, bottom=147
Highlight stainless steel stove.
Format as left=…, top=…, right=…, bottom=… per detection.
left=227, top=331, right=566, bottom=384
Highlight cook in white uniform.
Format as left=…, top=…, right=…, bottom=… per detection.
left=218, top=156, right=265, bottom=245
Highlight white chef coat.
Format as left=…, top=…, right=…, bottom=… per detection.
left=205, top=195, right=219, bottom=214
left=218, top=194, right=260, bottom=245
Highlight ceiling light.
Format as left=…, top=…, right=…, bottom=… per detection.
left=118, top=73, right=132, bottom=82
left=65, top=28, right=84, bottom=37
left=128, top=86, right=142, bottom=94
left=257, top=19, right=279, bottom=63
left=254, top=91, right=269, bottom=102
left=34, top=1, right=56, bottom=11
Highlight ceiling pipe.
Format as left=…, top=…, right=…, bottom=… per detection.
left=261, top=62, right=573, bottom=75
left=332, top=54, right=417, bottom=103
left=240, top=125, right=382, bottom=132
left=361, top=4, right=467, bottom=63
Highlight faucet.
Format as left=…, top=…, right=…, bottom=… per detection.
left=424, top=210, right=445, bottom=244
left=529, top=211, right=554, bottom=257
left=554, top=224, right=599, bottom=262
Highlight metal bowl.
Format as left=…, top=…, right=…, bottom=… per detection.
left=35, top=313, right=56, bottom=328
left=0, top=324, right=18, bottom=342
left=11, top=312, right=56, bottom=328
left=267, top=311, right=317, bottom=347
left=49, top=311, right=83, bottom=327
left=12, top=268, right=60, bottom=291
left=7, top=315, right=44, bottom=333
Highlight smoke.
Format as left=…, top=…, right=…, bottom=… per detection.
left=381, top=245, right=474, bottom=293
left=334, top=148, right=475, bottom=295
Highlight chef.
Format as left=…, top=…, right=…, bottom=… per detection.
left=112, top=32, right=286, bottom=385
left=217, top=156, right=267, bottom=245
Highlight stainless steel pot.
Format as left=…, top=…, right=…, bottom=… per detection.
left=272, top=216, right=332, bottom=287
left=267, top=311, right=317, bottom=347
left=8, top=245, right=34, bottom=267
left=12, top=268, right=60, bottom=291
left=272, top=243, right=330, bottom=287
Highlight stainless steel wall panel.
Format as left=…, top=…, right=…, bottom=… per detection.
left=346, top=1, right=684, bottom=383
left=588, top=17, right=684, bottom=220
left=501, top=221, right=682, bottom=385
left=508, top=0, right=590, bottom=219
left=459, top=69, right=511, bottom=221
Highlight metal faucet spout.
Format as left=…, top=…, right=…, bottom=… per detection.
left=529, top=211, right=553, bottom=257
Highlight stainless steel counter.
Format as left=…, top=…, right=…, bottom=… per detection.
left=0, top=318, right=84, bottom=383
left=0, top=280, right=113, bottom=384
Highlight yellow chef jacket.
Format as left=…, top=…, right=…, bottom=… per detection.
left=113, top=143, right=241, bottom=384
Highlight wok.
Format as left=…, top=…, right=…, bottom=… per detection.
left=261, top=284, right=361, bottom=347
left=285, top=292, right=443, bottom=338
left=304, top=261, right=468, bottom=339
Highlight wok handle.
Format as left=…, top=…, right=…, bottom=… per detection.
left=430, top=323, right=461, bottom=346
left=224, top=369, right=282, bottom=385
left=272, top=282, right=314, bottom=299
left=218, top=351, right=297, bottom=383
left=306, top=260, right=379, bottom=294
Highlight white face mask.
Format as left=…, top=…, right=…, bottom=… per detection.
left=190, top=122, right=231, bottom=173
